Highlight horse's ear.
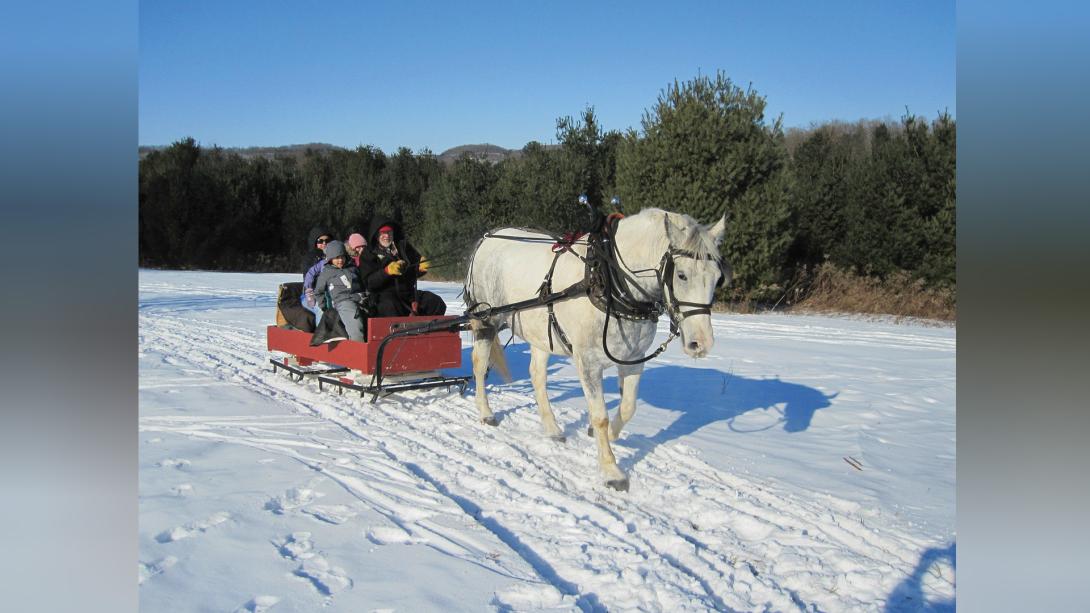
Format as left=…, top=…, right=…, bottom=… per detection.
left=708, top=214, right=727, bottom=246
left=664, top=212, right=686, bottom=245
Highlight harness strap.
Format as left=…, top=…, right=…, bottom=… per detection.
left=584, top=216, right=663, bottom=322
left=539, top=248, right=574, bottom=354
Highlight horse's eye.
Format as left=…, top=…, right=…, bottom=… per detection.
left=677, top=271, right=687, bottom=281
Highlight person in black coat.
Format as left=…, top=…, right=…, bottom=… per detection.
left=358, top=218, right=446, bottom=317
left=301, top=226, right=334, bottom=273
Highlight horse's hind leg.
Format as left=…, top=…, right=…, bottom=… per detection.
left=610, top=363, right=644, bottom=441
left=530, top=345, right=564, bottom=441
left=470, top=322, right=498, bottom=426
left=576, top=355, right=627, bottom=491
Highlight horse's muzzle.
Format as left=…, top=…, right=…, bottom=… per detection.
left=684, top=338, right=710, bottom=358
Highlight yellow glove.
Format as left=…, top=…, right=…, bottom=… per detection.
left=385, top=260, right=405, bottom=276
left=418, top=258, right=430, bottom=273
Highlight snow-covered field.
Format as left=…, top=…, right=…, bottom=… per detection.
left=138, top=270, right=955, bottom=612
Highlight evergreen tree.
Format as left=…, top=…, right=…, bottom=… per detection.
left=386, top=147, right=441, bottom=239
left=139, top=137, right=203, bottom=267
left=616, top=72, right=793, bottom=300
left=913, top=113, right=956, bottom=288
left=420, top=156, right=500, bottom=277
left=497, top=141, right=568, bottom=231
left=555, top=107, right=622, bottom=214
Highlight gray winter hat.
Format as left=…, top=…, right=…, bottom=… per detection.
left=323, top=239, right=348, bottom=262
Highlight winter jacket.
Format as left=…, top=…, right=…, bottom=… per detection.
left=314, top=262, right=365, bottom=309
left=300, top=226, right=332, bottom=307
left=303, top=259, right=325, bottom=293
left=358, top=218, right=428, bottom=315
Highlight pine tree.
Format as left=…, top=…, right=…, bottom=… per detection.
left=616, top=72, right=793, bottom=301
left=420, top=157, right=500, bottom=277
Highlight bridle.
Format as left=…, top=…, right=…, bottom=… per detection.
left=595, top=216, right=727, bottom=365
left=655, top=247, right=727, bottom=335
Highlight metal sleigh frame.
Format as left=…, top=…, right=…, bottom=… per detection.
left=267, top=315, right=472, bottom=403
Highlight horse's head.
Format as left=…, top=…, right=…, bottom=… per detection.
left=662, top=213, right=730, bottom=358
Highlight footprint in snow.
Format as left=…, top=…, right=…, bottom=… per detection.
left=295, top=557, right=352, bottom=595
left=171, top=483, right=194, bottom=497
left=155, top=511, right=230, bottom=543
left=302, top=504, right=357, bottom=525
left=233, top=595, right=280, bottom=612
left=273, top=532, right=352, bottom=596
left=365, top=526, right=425, bottom=546
left=156, top=458, right=191, bottom=469
left=264, top=487, right=323, bottom=514
left=275, top=532, right=315, bottom=560
left=138, top=556, right=177, bottom=585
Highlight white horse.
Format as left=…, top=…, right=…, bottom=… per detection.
left=465, top=207, right=729, bottom=490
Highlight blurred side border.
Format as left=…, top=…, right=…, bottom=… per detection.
left=0, top=1, right=137, bottom=611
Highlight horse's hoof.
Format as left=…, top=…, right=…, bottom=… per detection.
left=587, top=426, right=594, bottom=437
left=548, top=434, right=566, bottom=443
left=606, top=478, right=630, bottom=492
left=481, top=416, right=498, bottom=427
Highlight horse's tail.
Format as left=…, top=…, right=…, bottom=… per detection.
left=470, top=318, right=511, bottom=383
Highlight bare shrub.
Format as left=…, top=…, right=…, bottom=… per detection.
left=787, top=263, right=955, bottom=321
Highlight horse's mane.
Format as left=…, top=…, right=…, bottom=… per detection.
left=623, top=208, right=720, bottom=262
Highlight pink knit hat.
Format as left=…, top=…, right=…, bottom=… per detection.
left=347, top=233, right=366, bottom=250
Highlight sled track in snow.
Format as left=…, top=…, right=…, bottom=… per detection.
left=140, top=305, right=942, bottom=611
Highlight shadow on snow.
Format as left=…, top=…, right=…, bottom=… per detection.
left=457, top=343, right=837, bottom=468
left=884, top=542, right=956, bottom=612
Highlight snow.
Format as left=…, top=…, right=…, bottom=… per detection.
left=139, top=269, right=955, bottom=611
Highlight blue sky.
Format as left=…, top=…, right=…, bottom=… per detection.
left=139, top=0, right=955, bottom=153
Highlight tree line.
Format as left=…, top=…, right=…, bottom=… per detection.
left=139, top=71, right=955, bottom=307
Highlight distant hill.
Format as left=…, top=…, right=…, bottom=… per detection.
left=436, top=143, right=519, bottom=165
left=138, top=141, right=558, bottom=164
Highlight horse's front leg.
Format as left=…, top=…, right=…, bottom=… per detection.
left=610, top=363, right=644, bottom=441
left=530, top=345, right=564, bottom=441
left=576, top=356, right=628, bottom=491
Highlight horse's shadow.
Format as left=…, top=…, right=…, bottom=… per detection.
left=459, top=344, right=836, bottom=469
left=550, top=364, right=836, bottom=470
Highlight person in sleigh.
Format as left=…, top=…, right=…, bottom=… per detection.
left=358, top=218, right=445, bottom=317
